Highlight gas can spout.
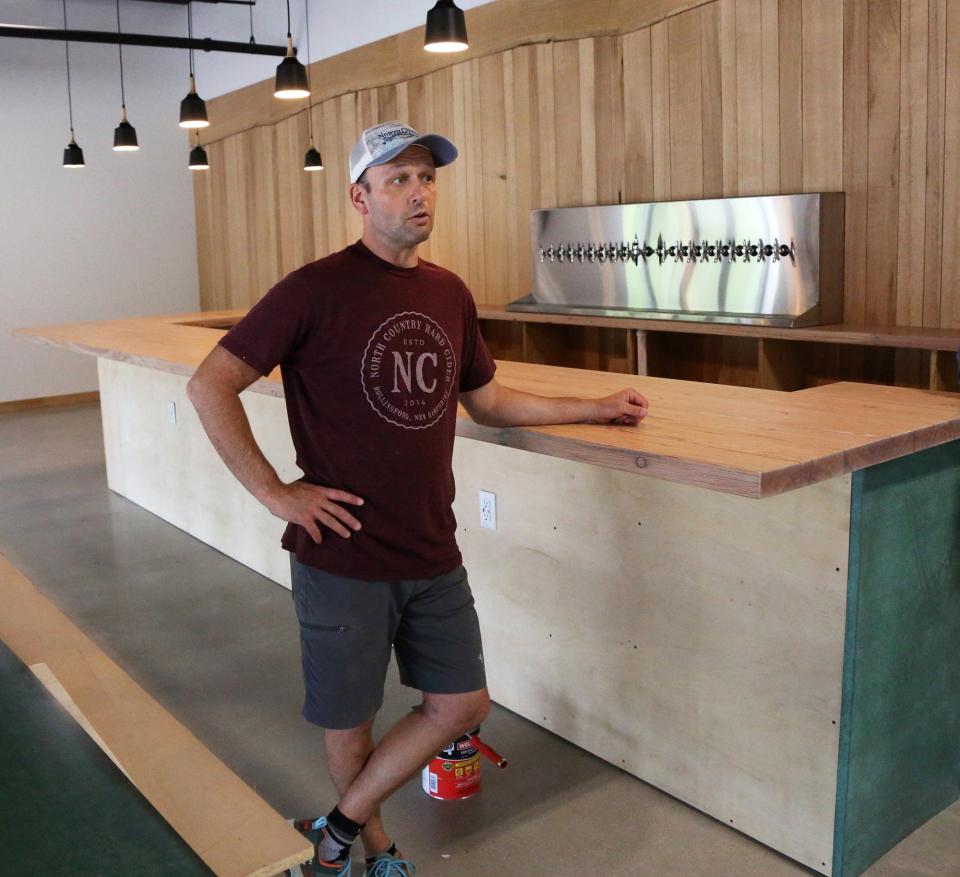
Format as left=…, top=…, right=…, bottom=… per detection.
left=469, top=734, right=508, bottom=769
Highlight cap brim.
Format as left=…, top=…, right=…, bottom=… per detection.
left=366, top=134, right=458, bottom=172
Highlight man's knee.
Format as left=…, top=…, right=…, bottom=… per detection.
left=421, top=688, right=490, bottom=736
left=325, top=716, right=375, bottom=757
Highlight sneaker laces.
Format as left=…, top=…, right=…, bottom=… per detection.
left=368, top=855, right=417, bottom=876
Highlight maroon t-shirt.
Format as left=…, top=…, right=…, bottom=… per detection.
left=218, top=241, right=497, bottom=580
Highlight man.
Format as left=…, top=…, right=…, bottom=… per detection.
left=187, top=121, right=649, bottom=876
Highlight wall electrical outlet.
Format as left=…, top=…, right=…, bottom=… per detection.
left=167, top=401, right=177, bottom=425
left=479, top=490, right=497, bottom=531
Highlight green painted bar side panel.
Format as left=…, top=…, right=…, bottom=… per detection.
left=0, top=640, right=213, bottom=875
left=833, top=440, right=960, bottom=877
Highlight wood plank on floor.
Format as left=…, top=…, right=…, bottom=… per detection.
left=0, top=553, right=311, bottom=877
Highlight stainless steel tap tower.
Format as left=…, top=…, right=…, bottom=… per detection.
left=509, top=193, right=844, bottom=328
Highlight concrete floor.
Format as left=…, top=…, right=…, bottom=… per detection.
left=1, top=401, right=957, bottom=877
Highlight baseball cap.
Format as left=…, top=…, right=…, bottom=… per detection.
left=349, top=121, right=458, bottom=184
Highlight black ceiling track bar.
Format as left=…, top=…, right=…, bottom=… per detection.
left=0, top=24, right=285, bottom=56
left=127, top=1, right=257, bottom=6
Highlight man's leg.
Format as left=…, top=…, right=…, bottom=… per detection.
left=336, top=687, right=490, bottom=825
left=324, top=718, right=391, bottom=858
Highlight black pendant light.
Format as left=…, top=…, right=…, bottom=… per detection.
left=60, top=0, right=84, bottom=167
left=113, top=0, right=139, bottom=151
left=274, top=0, right=309, bottom=99
left=179, top=3, right=209, bottom=128
left=304, top=145, right=323, bottom=171
left=188, top=130, right=209, bottom=170
left=424, top=0, right=469, bottom=53
left=302, top=0, right=322, bottom=171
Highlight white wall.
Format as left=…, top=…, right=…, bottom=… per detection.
left=0, top=0, right=494, bottom=403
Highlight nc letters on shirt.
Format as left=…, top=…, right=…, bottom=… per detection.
left=362, top=311, right=457, bottom=430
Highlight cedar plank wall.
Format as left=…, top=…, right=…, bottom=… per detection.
left=194, top=0, right=960, bottom=388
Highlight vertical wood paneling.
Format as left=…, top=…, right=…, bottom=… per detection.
left=395, top=81, right=409, bottom=123
left=479, top=54, right=510, bottom=303
left=865, top=0, right=901, bottom=326
left=843, top=0, right=870, bottom=324
left=896, top=0, right=929, bottom=327
left=501, top=50, right=521, bottom=294
left=939, top=0, right=960, bottom=327
left=778, top=0, right=802, bottom=193
left=622, top=28, right=655, bottom=202
left=650, top=20, right=671, bottom=200
left=192, top=147, right=216, bottom=309
left=459, top=60, right=486, bottom=292
left=428, top=67, right=456, bottom=275
left=534, top=44, right=558, bottom=209
left=448, top=62, right=472, bottom=284
left=922, top=0, right=947, bottom=326
left=274, top=113, right=313, bottom=277
left=578, top=39, right=599, bottom=205
left=594, top=36, right=625, bottom=205
left=922, top=0, right=946, bottom=327
left=668, top=7, right=704, bottom=200
left=194, top=0, right=960, bottom=352
left=735, top=0, right=763, bottom=194
left=553, top=41, right=584, bottom=207
left=718, top=0, right=739, bottom=194
left=700, top=2, right=724, bottom=198
left=325, top=94, right=355, bottom=254
left=248, top=126, right=281, bottom=296
left=205, top=139, right=229, bottom=310
left=317, top=97, right=339, bottom=257
left=405, top=75, right=432, bottom=137
left=221, top=135, right=254, bottom=306
left=507, top=47, right=536, bottom=297
left=356, top=88, right=379, bottom=131
left=760, top=0, right=780, bottom=193
left=376, top=85, right=398, bottom=123
left=802, top=0, right=844, bottom=191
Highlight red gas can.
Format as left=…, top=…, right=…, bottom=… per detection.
left=421, top=726, right=507, bottom=800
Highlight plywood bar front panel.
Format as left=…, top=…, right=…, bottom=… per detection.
left=452, top=439, right=851, bottom=874
left=97, top=359, right=297, bottom=587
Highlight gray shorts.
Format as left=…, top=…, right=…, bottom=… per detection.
left=290, top=556, right=487, bottom=730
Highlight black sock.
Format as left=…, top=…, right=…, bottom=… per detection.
left=366, top=842, right=398, bottom=864
left=316, top=806, right=364, bottom=862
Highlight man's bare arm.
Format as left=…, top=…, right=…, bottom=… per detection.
left=186, top=345, right=363, bottom=543
left=460, top=377, right=649, bottom=428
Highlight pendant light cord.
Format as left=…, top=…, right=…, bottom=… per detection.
left=248, top=1, right=255, bottom=44
left=115, top=0, right=127, bottom=109
left=285, top=0, right=292, bottom=38
left=187, top=1, right=194, bottom=77
left=304, top=0, right=313, bottom=141
left=61, top=0, right=75, bottom=136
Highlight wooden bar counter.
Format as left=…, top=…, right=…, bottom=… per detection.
left=14, top=311, right=960, bottom=877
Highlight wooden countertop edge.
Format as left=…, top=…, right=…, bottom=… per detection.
left=16, top=324, right=960, bottom=499
left=454, top=419, right=764, bottom=497
left=757, top=419, right=960, bottom=495
left=13, top=334, right=203, bottom=381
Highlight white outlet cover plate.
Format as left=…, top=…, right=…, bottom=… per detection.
left=479, top=490, right=497, bottom=531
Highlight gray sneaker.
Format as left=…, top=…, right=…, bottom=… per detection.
left=364, top=851, right=416, bottom=876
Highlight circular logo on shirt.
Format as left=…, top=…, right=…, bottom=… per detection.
left=361, top=311, right=457, bottom=430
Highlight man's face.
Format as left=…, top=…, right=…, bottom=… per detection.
left=352, top=145, right=438, bottom=248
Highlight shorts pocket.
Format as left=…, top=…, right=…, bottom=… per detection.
left=299, top=622, right=350, bottom=634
